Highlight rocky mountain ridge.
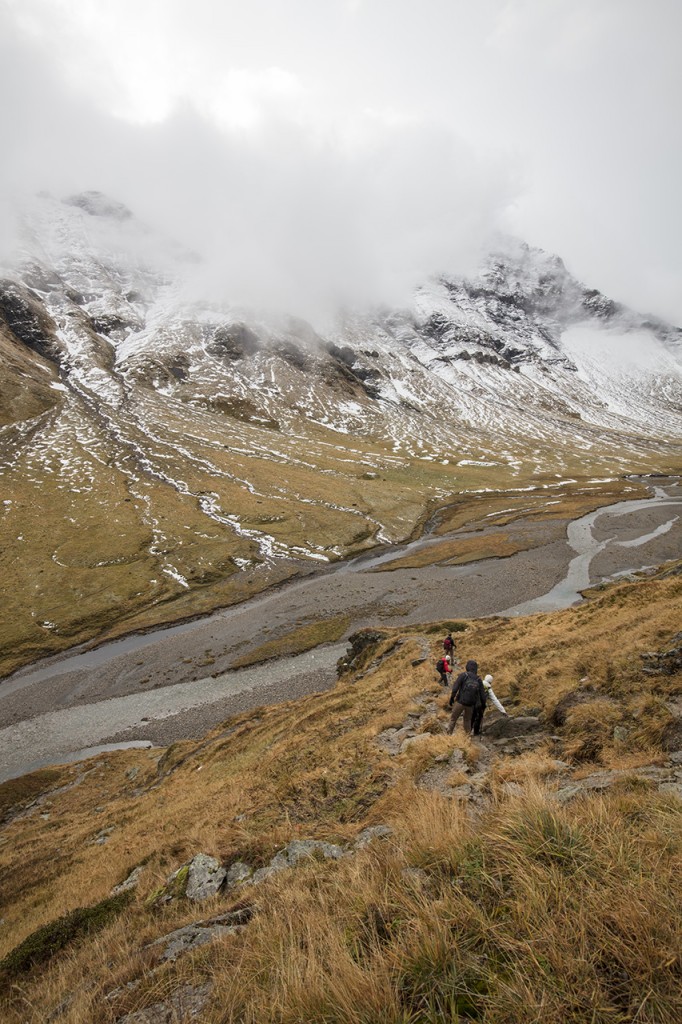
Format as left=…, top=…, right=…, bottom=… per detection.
left=3, top=190, right=681, bottom=441
left=1, top=191, right=681, bottom=673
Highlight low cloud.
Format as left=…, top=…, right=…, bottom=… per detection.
left=0, top=9, right=517, bottom=322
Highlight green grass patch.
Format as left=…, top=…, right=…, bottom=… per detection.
left=0, top=890, right=134, bottom=979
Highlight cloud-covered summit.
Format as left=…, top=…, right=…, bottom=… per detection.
left=2, top=0, right=681, bottom=323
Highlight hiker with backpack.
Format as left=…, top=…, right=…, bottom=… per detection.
left=471, top=674, right=507, bottom=736
left=435, top=654, right=452, bottom=687
left=443, top=632, right=455, bottom=657
left=447, top=659, right=485, bottom=735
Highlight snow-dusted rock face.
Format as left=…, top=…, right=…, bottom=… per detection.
left=3, top=193, right=681, bottom=444
left=0, top=191, right=680, bottom=671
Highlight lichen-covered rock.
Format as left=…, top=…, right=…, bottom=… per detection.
left=152, top=854, right=227, bottom=906
left=400, top=734, right=432, bottom=753
left=110, top=866, right=143, bottom=897
left=150, top=908, right=253, bottom=962
left=269, top=839, right=345, bottom=870
left=115, top=982, right=212, bottom=1023
left=226, top=860, right=252, bottom=887
left=354, top=825, right=393, bottom=848
left=185, top=854, right=226, bottom=901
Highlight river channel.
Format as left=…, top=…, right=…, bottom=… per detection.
left=0, top=477, right=680, bottom=782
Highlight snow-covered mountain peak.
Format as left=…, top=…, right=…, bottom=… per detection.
left=2, top=189, right=681, bottom=445
left=1, top=189, right=681, bottom=674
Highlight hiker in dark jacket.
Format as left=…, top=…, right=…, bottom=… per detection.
left=447, top=659, right=485, bottom=735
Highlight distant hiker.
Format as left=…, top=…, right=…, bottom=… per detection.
left=447, top=659, right=485, bottom=735
left=471, top=673, right=507, bottom=736
left=436, top=654, right=452, bottom=686
left=443, top=632, right=455, bottom=656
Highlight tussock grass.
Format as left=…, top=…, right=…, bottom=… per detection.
left=489, top=749, right=563, bottom=787
left=0, top=580, right=681, bottom=1021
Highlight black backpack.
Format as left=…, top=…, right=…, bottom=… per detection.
left=458, top=673, right=480, bottom=707
left=436, top=659, right=445, bottom=673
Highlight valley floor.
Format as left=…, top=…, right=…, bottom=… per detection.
left=1, top=478, right=680, bottom=782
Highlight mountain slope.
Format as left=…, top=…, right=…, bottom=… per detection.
left=1, top=192, right=681, bottom=674
left=0, top=575, right=681, bottom=1022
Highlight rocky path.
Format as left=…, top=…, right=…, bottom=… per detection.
left=375, top=684, right=682, bottom=804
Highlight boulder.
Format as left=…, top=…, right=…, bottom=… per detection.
left=110, top=866, right=143, bottom=897
left=225, top=860, right=252, bottom=887
left=485, top=715, right=544, bottom=740
left=269, top=839, right=345, bottom=870
left=400, top=734, right=432, bottom=753
left=185, top=854, right=227, bottom=901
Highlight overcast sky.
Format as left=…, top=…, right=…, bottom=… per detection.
left=2, top=0, right=681, bottom=322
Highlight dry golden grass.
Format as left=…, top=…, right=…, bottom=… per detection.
left=229, top=614, right=351, bottom=668
left=431, top=476, right=651, bottom=535
left=1, top=579, right=681, bottom=1022
left=369, top=532, right=525, bottom=571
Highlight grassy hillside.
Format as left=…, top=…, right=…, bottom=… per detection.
left=0, top=408, right=675, bottom=679
left=0, top=571, right=681, bottom=1023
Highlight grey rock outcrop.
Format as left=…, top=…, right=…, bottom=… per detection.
left=400, top=734, right=433, bottom=753
left=556, top=765, right=682, bottom=803
left=110, top=866, right=144, bottom=897
left=269, top=839, right=345, bottom=869
left=485, top=715, right=544, bottom=740
left=115, top=982, right=212, bottom=1023
left=226, top=860, right=252, bottom=886
left=150, top=908, right=253, bottom=962
left=354, top=825, right=393, bottom=848
left=640, top=633, right=682, bottom=675
left=185, top=853, right=227, bottom=901
left=246, top=838, right=346, bottom=886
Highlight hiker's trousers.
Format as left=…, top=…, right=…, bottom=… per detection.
left=472, top=705, right=485, bottom=735
left=447, top=701, right=473, bottom=734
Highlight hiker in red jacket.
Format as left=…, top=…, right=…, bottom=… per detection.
left=436, top=654, right=452, bottom=687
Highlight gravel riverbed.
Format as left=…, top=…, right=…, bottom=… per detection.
left=1, top=482, right=680, bottom=782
